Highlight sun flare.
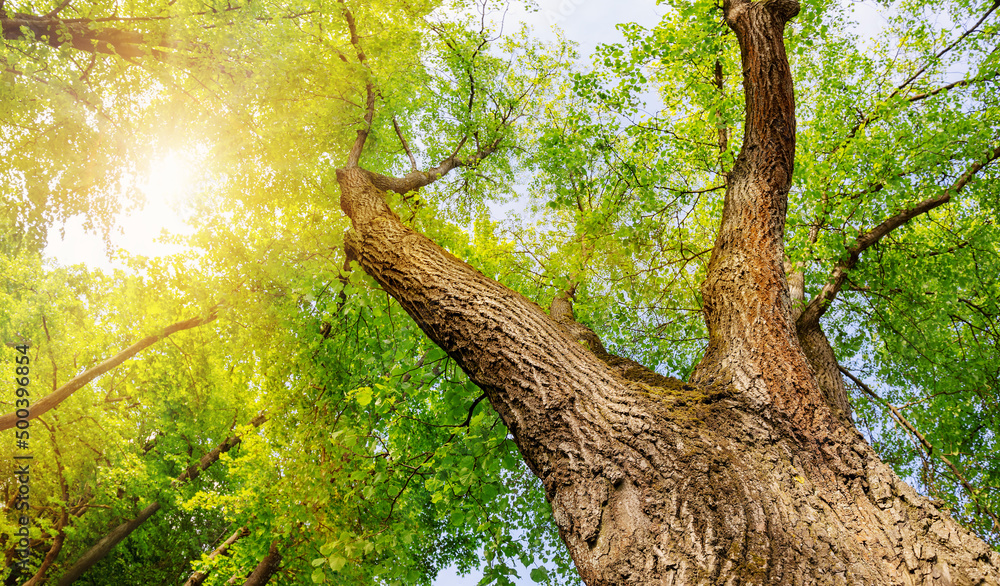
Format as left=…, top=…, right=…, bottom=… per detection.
left=108, top=151, right=197, bottom=258
left=143, top=152, right=193, bottom=204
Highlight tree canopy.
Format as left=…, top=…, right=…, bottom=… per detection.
left=1, top=0, right=998, bottom=584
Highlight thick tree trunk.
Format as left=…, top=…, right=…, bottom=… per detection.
left=334, top=0, right=1000, bottom=583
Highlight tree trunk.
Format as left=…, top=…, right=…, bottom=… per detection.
left=334, top=0, right=1000, bottom=583
left=242, top=541, right=282, bottom=586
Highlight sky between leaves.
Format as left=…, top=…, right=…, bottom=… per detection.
left=45, top=0, right=888, bottom=271
left=19, top=0, right=998, bottom=583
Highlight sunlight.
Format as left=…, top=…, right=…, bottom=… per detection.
left=116, top=150, right=195, bottom=257
left=45, top=150, right=197, bottom=270
left=143, top=151, right=193, bottom=204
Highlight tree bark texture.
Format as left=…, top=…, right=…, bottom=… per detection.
left=334, top=0, right=1000, bottom=583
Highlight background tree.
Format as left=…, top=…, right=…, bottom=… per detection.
left=4, top=0, right=575, bottom=583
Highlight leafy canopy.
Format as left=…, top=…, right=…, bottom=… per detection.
left=1, top=0, right=999, bottom=583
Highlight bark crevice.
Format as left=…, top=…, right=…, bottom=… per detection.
left=335, top=166, right=1000, bottom=584
left=328, top=0, right=1000, bottom=580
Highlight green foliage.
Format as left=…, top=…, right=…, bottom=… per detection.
left=2, top=0, right=999, bottom=583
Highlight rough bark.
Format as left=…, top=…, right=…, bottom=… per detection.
left=796, top=321, right=853, bottom=421
left=691, top=0, right=824, bottom=430
left=54, top=413, right=266, bottom=586
left=241, top=541, right=282, bottom=586
left=781, top=262, right=853, bottom=423
left=338, top=166, right=1000, bottom=586
left=0, top=309, right=217, bottom=432
left=333, top=0, right=1000, bottom=583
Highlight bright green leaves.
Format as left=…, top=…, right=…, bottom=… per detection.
left=6, top=0, right=1000, bottom=582
left=404, top=21, right=574, bottom=223
left=838, top=217, right=1000, bottom=547
left=530, top=566, right=551, bottom=582
left=353, top=385, right=375, bottom=407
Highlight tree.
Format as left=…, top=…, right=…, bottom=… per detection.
left=3, top=0, right=1000, bottom=583
left=331, top=0, right=1000, bottom=583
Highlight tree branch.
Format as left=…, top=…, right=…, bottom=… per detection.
left=55, top=413, right=266, bottom=586
left=828, top=0, right=1000, bottom=152
left=896, top=1, right=1000, bottom=92
left=241, top=540, right=282, bottom=586
left=0, top=308, right=219, bottom=432
left=21, top=427, right=71, bottom=586
left=2, top=13, right=169, bottom=59
left=840, top=366, right=1000, bottom=533
left=355, top=135, right=503, bottom=195
left=338, top=0, right=376, bottom=168
left=798, top=143, right=1000, bottom=328
left=393, top=116, right=418, bottom=172
left=907, top=71, right=1000, bottom=103
left=182, top=526, right=249, bottom=586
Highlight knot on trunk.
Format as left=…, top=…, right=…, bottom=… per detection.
left=763, top=0, right=800, bottom=22
left=336, top=167, right=398, bottom=228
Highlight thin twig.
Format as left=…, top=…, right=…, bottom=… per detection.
left=840, top=365, right=1000, bottom=532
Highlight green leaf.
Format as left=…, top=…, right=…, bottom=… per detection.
left=329, top=556, right=347, bottom=572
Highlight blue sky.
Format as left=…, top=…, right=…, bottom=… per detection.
left=431, top=1, right=662, bottom=584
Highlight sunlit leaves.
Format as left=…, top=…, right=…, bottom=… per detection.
left=5, top=0, right=1000, bottom=581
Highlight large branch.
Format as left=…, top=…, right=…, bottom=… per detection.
left=0, top=309, right=218, bottom=432
left=693, top=0, right=828, bottom=426
left=54, top=413, right=266, bottom=586
left=2, top=13, right=169, bottom=59
left=336, top=166, right=708, bottom=582
left=53, top=502, right=163, bottom=586
left=797, top=143, right=1000, bottom=329
left=354, top=136, right=501, bottom=195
